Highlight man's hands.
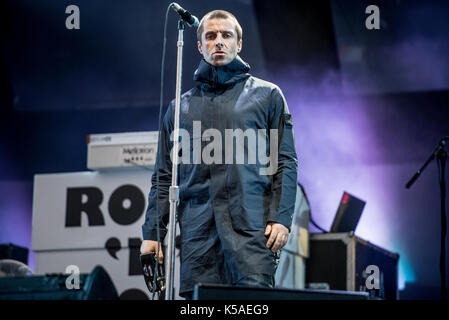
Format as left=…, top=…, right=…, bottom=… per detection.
left=141, top=223, right=288, bottom=261
left=140, top=240, right=164, bottom=264
left=264, top=222, right=289, bottom=252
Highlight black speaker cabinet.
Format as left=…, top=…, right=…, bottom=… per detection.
left=0, top=243, right=29, bottom=264
left=306, top=232, right=399, bottom=300
left=193, top=283, right=369, bottom=300
left=0, top=265, right=119, bottom=300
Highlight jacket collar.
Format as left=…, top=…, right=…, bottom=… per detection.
left=193, top=55, right=250, bottom=90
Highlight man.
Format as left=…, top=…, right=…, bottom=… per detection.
left=141, top=10, right=298, bottom=299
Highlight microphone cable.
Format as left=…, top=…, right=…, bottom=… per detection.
left=298, top=183, right=328, bottom=233
left=151, top=3, right=172, bottom=300
left=310, top=214, right=328, bottom=233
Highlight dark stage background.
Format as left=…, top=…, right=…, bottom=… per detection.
left=1, top=0, right=448, bottom=299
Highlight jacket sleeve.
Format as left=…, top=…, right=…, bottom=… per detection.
left=267, top=87, right=298, bottom=231
left=142, top=103, right=174, bottom=241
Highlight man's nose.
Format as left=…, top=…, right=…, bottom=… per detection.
left=215, top=34, right=224, bottom=48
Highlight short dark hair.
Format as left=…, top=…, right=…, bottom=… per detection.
left=197, top=10, right=242, bottom=43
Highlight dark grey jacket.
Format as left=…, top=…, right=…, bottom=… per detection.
left=142, top=56, right=298, bottom=295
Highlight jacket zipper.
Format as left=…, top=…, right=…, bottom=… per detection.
left=213, top=66, right=218, bottom=87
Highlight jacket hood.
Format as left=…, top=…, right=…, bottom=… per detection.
left=193, top=55, right=251, bottom=90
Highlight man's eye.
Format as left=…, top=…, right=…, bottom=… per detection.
left=223, top=33, right=231, bottom=38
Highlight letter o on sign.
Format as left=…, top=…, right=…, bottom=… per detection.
left=109, top=185, right=145, bottom=225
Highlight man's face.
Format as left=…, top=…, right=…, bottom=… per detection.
left=197, top=18, right=242, bottom=66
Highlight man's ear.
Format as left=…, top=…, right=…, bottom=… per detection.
left=197, top=41, right=203, bottom=54
left=237, top=39, right=242, bottom=53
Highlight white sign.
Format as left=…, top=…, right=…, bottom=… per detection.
left=32, top=170, right=182, bottom=299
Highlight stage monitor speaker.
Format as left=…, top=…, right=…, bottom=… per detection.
left=0, top=265, right=119, bottom=300
left=193, top=283, right=369, bottom=300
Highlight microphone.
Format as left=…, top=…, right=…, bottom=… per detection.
left=171, top=3, right=199, bottom=28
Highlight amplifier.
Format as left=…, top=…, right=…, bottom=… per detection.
left=87, top=131, right=158, bottom=171
left=0, top=243, right=29, bottom=264
left=306, top=232, right=399, bottom=300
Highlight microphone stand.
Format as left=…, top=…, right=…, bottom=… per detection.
left=165, top=19, right=184, bottom=300
left=406, top=136, right=448, bottom=300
